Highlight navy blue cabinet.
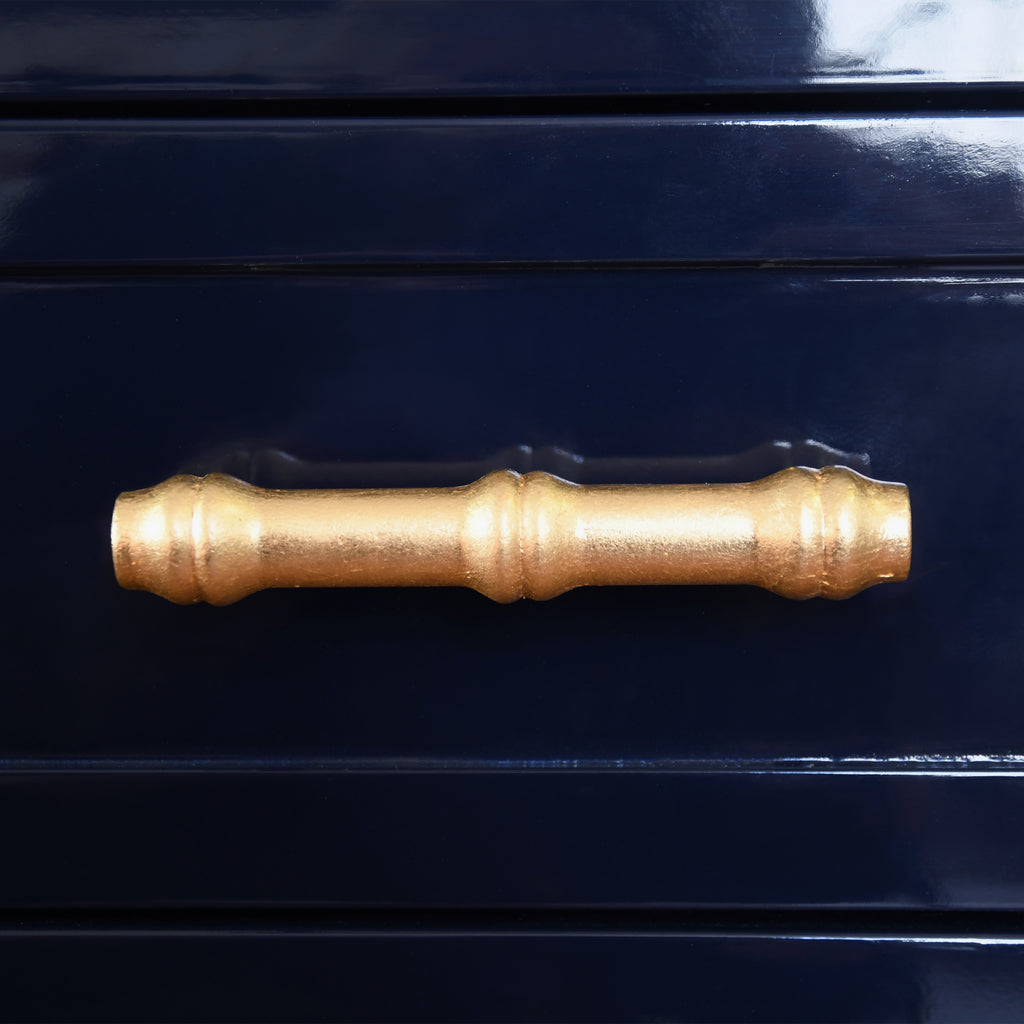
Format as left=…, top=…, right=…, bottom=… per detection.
left=4, top=3, right=1024, bottom=1020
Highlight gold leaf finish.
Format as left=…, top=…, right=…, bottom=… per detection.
left=111, top=467, right=910, bottom=605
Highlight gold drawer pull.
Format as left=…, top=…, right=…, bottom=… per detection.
left=111, top=467, right=910, bottom=605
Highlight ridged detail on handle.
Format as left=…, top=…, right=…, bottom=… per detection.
left=111, top=466, right=911, bottom=605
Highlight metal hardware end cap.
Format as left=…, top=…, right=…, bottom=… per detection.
left=111, top=475, right=203, bottom=604
left=818, top=466, right=911, bottom=599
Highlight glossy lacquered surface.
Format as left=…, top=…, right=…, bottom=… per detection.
left=5, top=931, right=1024, bottom=1023
left=0, top=0, right=1021, bottom=99
left=5, top=117, right=1024, bottom=263
left=7, top=262, right=1024, bottom=921
left=6, top=5, right=1024, bottom=1013
left=6, top=270, right=1021, bottom=763
left=5, top=771, right=1024, bottom=908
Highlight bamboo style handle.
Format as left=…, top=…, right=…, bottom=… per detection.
left=111, top=466, right=911, bottom=605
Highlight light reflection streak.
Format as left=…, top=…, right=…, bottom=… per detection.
left=3, top=755, right=1024, bottom=775
left=810, top=0, right=1024, bottom=84
left=829, top=278, right=1024, bottom=285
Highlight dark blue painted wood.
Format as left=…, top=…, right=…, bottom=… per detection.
left=4, top=271, right=1020, bottom=762
left=3, top=771, right=1024, bottom=908
left=5, top=266, right=1024, bottom=916
left=1, top=1, right=1018, bottom=101
left=3, top=931, right=1023, bottom=1022
left=4, top=5, right=1024, bottom=1010
left=2, top=117, right=1024, bottom=263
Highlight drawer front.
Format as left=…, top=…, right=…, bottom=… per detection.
left=4, top=4, right=1024, bottom=1020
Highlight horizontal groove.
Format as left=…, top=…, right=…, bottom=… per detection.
left=4, top=256, right=1024, bottom=281
left=1, top=756, right=1023, bottom=776
left=0, top=86, right=1023, bottom=120
left=4, top=906, right=1024, bottom=940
